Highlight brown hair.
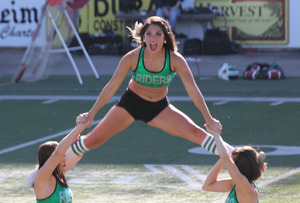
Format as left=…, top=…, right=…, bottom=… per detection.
left=128, top=16, right=177, bottom=52
left=37, top=141, right=68, bottom=188
left=232, top=146, right=267, bottom=181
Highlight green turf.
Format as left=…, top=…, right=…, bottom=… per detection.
left=0, top=75, right=299, bottom=202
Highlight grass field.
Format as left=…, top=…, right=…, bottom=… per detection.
left=0, top=74, right=300, bottom=203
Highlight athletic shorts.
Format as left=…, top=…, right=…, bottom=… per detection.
left=116, top=88, right=169, bottom=123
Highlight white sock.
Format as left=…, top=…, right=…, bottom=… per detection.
left=65, top=137, right=89, bottom=160
left=201, top=133, right=234, bottom=155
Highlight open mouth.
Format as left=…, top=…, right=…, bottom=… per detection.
left=150, top=43, right=157, bottom=51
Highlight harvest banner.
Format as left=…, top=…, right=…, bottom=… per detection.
left=194, top=0, right=289, bottom=45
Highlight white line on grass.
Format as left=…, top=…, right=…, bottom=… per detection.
left=162, top=165, right=202, bottom=188
left=144, top=164, right=206, bottom=188
left=0, top=96, right=121, bottom=155
left=216, top=167, right=300, bottom=202
left=1, top=95, right=300, bottom=106
left=0, top=128, right=71, bottom=155
left=259, top=167, right=300, bottom=187
left=0, top=119, right=101, bottom=155
left=181, top=165, right=206, bottom=181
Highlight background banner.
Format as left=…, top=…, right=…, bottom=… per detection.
left=0, top=0, right=45, bottom=47
left=78, top=0, right=154, bottom=37
left=194, top=0, right=289, bottom=45
left=0, top=0, right=292, bottom=47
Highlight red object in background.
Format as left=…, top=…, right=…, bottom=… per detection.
left=244, top=70, right=260, bottom=80
left=267, top=69, right=282, bottom=79
left=48, top=0, right=65, bottom=6
left=68, top=0, right=89, bottom=9
left=48, top=0, right=89, bottom=9
left=251, top=64, right=260, bottom=71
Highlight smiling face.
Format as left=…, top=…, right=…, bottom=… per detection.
left=143, top=24, right=165, bottom=53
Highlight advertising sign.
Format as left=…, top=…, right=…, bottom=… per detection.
left=0, top=0, right=45, bottom=47
left=78, top=0, right=155, bottom=36
left=194, top=0, right=289, bottom=45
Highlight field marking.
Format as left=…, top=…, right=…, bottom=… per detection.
left=1, top=93, right=300, bottom=156
left=259, top=167, right=300, bottom=187
left=1, top=94, right=300, bottom=191
left=0, top=129, right=71, bottom=155
left=0, top=95, right=299, bottom=203
left=217, top=167, right=300, bottom=203
left=0, top=176, right=8, bottom=182
left=67, top=164, right=300, bottom=190
left=68, top=164, right=205, bottom=189
left=145, top=164, right=205, bottom=188
left=109, top=176, right=136, bottom=184
left=1, top=95, right=300, bottom=106
left=0, top=119, right=101, bottom=155
left=188, top=145, right=300, bottom=156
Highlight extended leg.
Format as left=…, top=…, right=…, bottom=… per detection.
left=148, top=104, right=233, bottom=155
left=65, top=106, right=135, bottom=160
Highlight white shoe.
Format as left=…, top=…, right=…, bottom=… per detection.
left=26, top=167, right=38, bottom=187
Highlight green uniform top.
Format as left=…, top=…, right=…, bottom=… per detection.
left=225, top=181, right=258, bottom=203
left=132, top=47, right=176, bottom=88
left=36, top=179, right=72, bottom=203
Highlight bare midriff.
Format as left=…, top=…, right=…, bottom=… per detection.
left=128, top=78, right=168, bottom=102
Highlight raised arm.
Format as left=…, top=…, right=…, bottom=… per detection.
left=64, top=135, right=83, bottom=173
left=202, top=158, right=233, bottom=192
left=86, top=52, right=134, bottom=127
left=34, top=122, right=88, bottom=186
left=205, top=127, right=256, bottom=196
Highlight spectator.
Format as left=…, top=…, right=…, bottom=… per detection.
left=155, top=0, right=183, bottom=33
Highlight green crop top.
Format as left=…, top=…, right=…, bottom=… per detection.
left=225, top=181, right=259, bottom=203
left=132, top=47, right=176, bottom=87
left=36, top=179, right=72, bottom=203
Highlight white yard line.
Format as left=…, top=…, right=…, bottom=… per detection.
left=0, top=119, right=101, bottom=155
left=259, top=167, right=300, bottom=187
left=0, top=128, right=72, bottom=155
left=1, top=95, right=300, bottom=106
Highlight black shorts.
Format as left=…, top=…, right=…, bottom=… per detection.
left=116, top=88, right=169, bottom=123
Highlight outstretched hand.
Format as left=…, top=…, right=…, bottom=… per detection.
left=76, top=112, right=93, bottom=128
left=205, top=118, right=222, bottom=134
left=204, top=124, right=220, bottom=137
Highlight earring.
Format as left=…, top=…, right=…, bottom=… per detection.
left=164, top=40, right=166, bottom=44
